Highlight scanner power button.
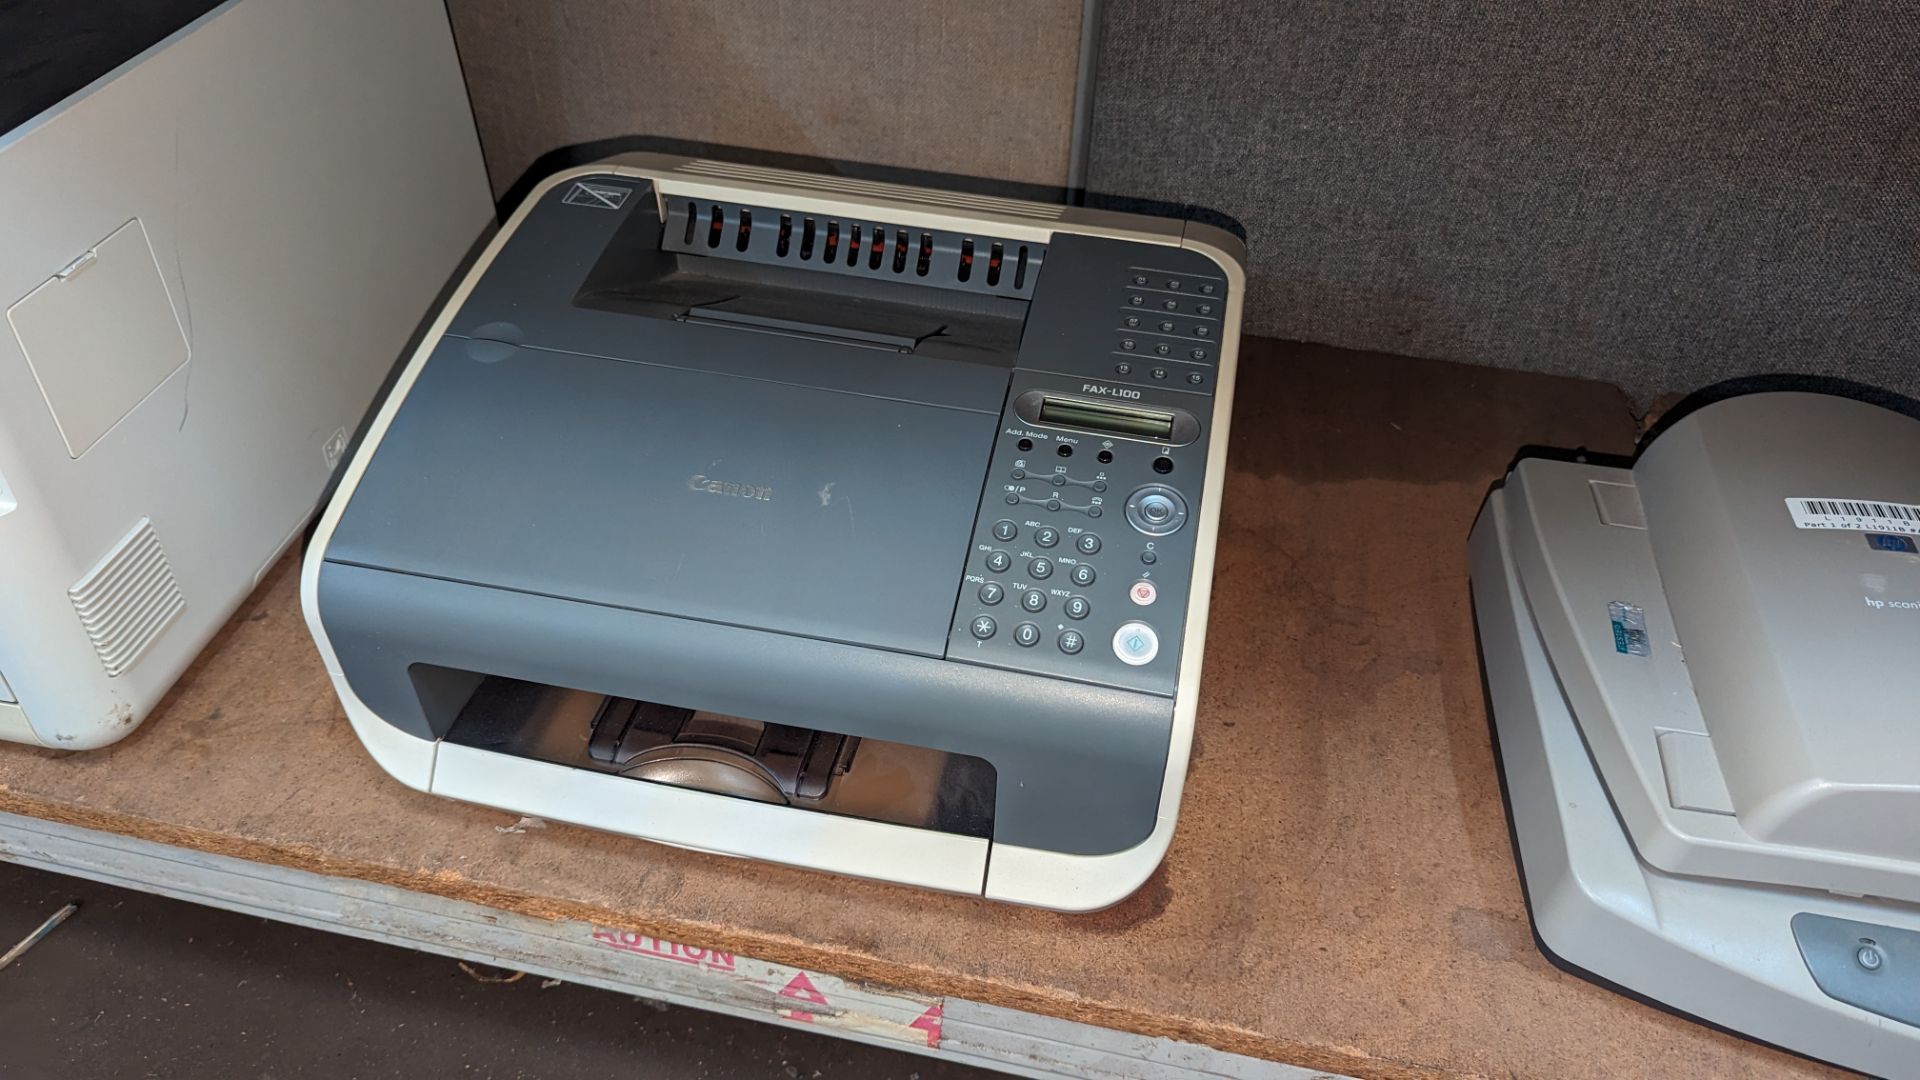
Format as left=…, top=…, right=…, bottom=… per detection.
left=1113, top=621, right=1160, bottom=666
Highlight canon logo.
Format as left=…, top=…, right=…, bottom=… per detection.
left=687, top=474, right=772, bottom=501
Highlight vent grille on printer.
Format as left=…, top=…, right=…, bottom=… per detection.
left=661, top=197, right=1047, bottom=300
left=68, top=517, right=184, bottom=678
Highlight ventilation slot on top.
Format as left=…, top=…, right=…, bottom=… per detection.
left=68, top=517, right=185, bottom=678
left=660, top=198, right=1047, bottom=299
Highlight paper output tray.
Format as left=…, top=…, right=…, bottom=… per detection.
left=440, top=672, right=997, bottom=839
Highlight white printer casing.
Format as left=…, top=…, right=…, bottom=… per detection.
left=1471, top=391, right=1920, bottom=1076
left=0, top=0, right=493, bottom=747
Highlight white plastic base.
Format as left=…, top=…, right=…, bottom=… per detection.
left=0, top=700, right=44, bottom=747
left=1471, top=489, right=1920, bottom=1079
left=325, top=660, right=1158, bottom=908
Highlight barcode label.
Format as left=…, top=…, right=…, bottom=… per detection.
left=1786, top=498, right=1920, bottom=535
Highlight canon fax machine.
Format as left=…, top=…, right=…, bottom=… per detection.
left=302, top=153, right=1244, bottom=911
left=1471, top=391, right=1920, bottom=1075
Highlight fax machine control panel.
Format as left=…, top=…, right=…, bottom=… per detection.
left=945, top=248, right=1226, bottom=698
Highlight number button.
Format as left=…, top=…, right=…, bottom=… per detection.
left=1014, top=622, right=1042, bottom=647
left=970, top=616, right=997, bottom=640
left=985, top=550, right=1012, bottom=573
left=978, top=582, right=1004, bottom=605
left=1070, top=563, right=1096, bottom=587
left=1029, top=557, right=1053, bottom=580
left=1058, top=630, right=1085, bottom=655
left=1064, top=596, right=1091, bottom=620
left=992, top=520, right=1017, bottom=542
left=1021, top=588, right=1047, bottom=613
left=1076, top=533, right=1101, bottom=555
left=1035, top=527, right=1060, bottom=548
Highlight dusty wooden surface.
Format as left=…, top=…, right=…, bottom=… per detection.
left=0, top=341, right=1832, bottom=1079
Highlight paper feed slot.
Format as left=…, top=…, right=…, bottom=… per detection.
left=572, top=196, right=1028, bottom=362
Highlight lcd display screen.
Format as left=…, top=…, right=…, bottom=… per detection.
left=1036, top=398, right=1176, bottom=440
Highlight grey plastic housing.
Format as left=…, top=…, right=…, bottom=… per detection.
left=1469, top=482, right=1920, bottom=1078
left=1489, top=392, right=1920, bottom=902
left=1635, top=392, right=1920, bottom=861
left=312, top=167, right=1238, bottom=859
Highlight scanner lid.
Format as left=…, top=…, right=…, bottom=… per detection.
left=1634, top=392, right=1920, bottom=865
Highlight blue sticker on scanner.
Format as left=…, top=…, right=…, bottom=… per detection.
left=1868, top=533, right=1918, bottom=554
left=1609, top=601, right=1650, bottom=657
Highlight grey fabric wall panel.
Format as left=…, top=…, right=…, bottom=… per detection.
left=1089, top=2, right=1919, bottom=400
left=444, top=0, right=1085, bottom=197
